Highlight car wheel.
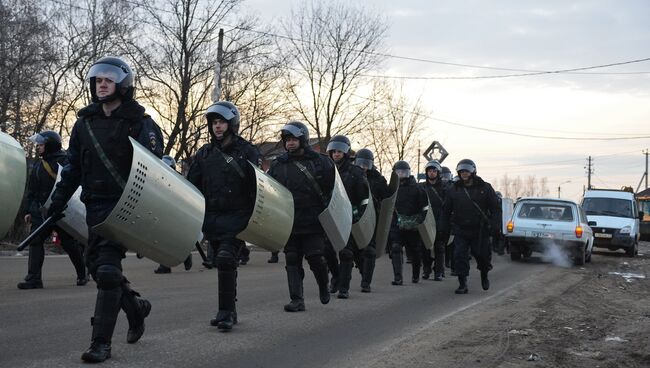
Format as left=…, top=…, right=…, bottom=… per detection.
left=574, top=247, right=585, bottom=266
left=523, top=247, right=533, bottom=258
left=625, top=242, right=637, bottom=257
left=585, top=244, right=592, bottom=263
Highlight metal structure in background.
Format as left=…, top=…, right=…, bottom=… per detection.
left=93, top=138, right=205, bottom=267
left=351, top=183, right=376, bottom=249
left=422, top=140, right=449, bottom=163
left=238, top=162, right=295, bottom=252
left=375, top=172, right=400, bottom=258
left=0, top=132, right=26, bottom=237
left=319, top=167, right=353, bottom=252
left=44, top=165, right=88, bottom=245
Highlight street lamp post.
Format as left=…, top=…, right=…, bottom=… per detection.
left=558, top=180, right=571, bottom=198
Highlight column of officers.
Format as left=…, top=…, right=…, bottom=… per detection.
left=19, top=55, right=502, bottom=364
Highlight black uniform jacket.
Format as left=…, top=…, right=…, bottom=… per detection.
left=25, top=150, right=68, bottom=216
left=366, top=168, right=391, bottom=206
left=419, top=179, right=447, bottom=229
left=440, top=175, right=501, bottom=235
left=337, top=158, right=369, bottom=219
left=268, top=148, right=335, bottom=234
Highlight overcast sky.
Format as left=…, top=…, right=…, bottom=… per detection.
left=243, top=0, right=650, bottom=200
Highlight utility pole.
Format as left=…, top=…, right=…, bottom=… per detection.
left=645, top=149, right=648, bottom=190
left=211, top=28, right=224, bottom=102
left=585, top=156, right=593, bottom=190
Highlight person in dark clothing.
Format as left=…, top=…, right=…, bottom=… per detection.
left=268, top=121, right=334, bottom=312
left=47, top=57, right=163, bottom=363
left=353, top=148, right=390, bottom=292
left=419, top=160, right=449, bottom=281
left=17, top=131, right=87, bottom=289
left=187, top=101, right=260, bottom=330
left=153, top=155, right=193, bottom=274
left=441, top=159, right=501, bottom=294
left=324, top=135, right=368, bottom=299
left=440, top=166, right=455, bottom=272
left=389, top=161, right=428, bottom=285
left=268, top=251, right=280, bottom=263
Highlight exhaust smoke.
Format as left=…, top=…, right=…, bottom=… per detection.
left=542, top=242, right=572, bottom=268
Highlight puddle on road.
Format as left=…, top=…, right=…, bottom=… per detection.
left=608, top=272, right=646, bottom=283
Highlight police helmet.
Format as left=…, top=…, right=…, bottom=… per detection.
left=326, top=135, right=351, bottom=155
left=353, top=148, right=374, bottom=170
left=441, top=166, right=452, bottom=181
left=205, top=101, right=240, bottom=137
left=280, top=121, right=310, bottom=147
left=424, top=160, right=442, bottom=173
left=87, top=56, right=135, bottom=103
left=456, top=159, right=477, bottom=175
left=29, top=130, right=62, bottom=155
left=392, top=160, right=411, bottom=179
left=162, top=155, right=176, bottom=170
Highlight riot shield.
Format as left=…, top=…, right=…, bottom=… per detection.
left=44, top=165, right=88, bottom=245
left=351, top=184, right=376, bottom=249
left=0, top=132, right=26, bottom=237
left=93, top=137, right=205, bottom=267
left=237, top=162, right=294, bottom=252
left=318, top=167, right=352, bottom=252
left=375, top=172, right=399, bottom=258
left=418, top=203, right=436, bottom=250
left=501, top=198, right=514, bottom=234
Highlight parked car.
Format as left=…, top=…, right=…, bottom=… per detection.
left=505, top=197, right=594, bottom=266
left=582, top=189, right=642, bottom=257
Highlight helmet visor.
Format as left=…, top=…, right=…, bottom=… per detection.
left=354, top=157, right=373, bottom=170
left=162, top=156, right=176, bottom=168
left=205, top=103, right=236, bottom=121
left=280, top=124, right=305, bottom=138
left=326, top=141, right=350, bottom=153
left=456, top=163, right=475, bottom=173
left=87, top=63, right=130, bottom=83
left=395, top=169, right=410, bottom=179
left=28, top=133, right=46, bottom=145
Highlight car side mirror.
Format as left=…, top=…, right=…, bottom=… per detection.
left=588, top=221, right=597, bottom=227
left=639, top=211, right=644, bottom=220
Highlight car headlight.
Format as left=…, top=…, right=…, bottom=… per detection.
left=620, top=226, right=631, bottom=234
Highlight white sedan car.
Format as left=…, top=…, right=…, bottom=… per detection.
left=505, top=198, right=594, bottom=266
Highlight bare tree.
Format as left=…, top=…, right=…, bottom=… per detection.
left=495, top=174, right=549, bottom=198
left=281, top=0, right=387, bottom=151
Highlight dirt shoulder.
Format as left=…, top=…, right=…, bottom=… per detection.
left=364, top=242, right=650, bottom=368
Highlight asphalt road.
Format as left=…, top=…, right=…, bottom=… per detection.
left=0, top=250, right=553, bottom=368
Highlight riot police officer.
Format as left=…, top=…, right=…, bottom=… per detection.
left=324, top=135, right=368, bottom=298
left=440, top=166, right=452, bottom=183
left=17, top=130, right=87, bottom=289
left=268, top=121, right=333, bottom=311
left=440, top=166, right=454, bottom=271
left=389, top=161, right=428, bottom=285
left=187, top=101, right=260, bottom=330
left=419, top=160, right=449, bottom=281
left=153, top=155, right=193, bottom=274
left=441, top=159, right=501, bottom=294
left=353, top=148, right=390, bottom=292
left=47, top=56, right=163, bottom=362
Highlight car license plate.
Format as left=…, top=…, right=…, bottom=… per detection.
left=531, top=231, right=553, bottom=238
left=594, top=233, right=612, bottom=238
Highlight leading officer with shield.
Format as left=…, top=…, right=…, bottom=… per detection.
left=47, top=56, right=163, bottom=363
left=187, top=101, right=260, bottom=331
left=268, top=121, right=334, bottom=312
left=419, top=160, right=449, bottom=281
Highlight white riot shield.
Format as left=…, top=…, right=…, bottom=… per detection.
left=319, top=167, right=353, bottom=252
left=0, top=132, right=26, bottom=237
left=375, top=172, right=399, bottom=258
left=418, top=204, right=436, bottom=250
left=93, top=138, right=205, bottom=267
left=237, top=162, right=294, bottom=252
left=351, top=185, right=376, bottom=250
left=44, top=165, right=88, bottom=245
left=501, top=198, right=514, bottom=234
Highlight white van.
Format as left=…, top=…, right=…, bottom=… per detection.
left=581, top=189, right=642, bottom=257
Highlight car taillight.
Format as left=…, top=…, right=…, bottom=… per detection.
left=575, top=225, right=583, bottom=238
left=507, top=221, right=514, bottom=233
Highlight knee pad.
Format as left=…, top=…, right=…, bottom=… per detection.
left=390, top=243, right=402, bottom=254
left=363, top=246, right=376, bottom=259
left=305, top=254, right=326, bottom=268
left=215, top=253, right=238, bottom=271
left=95, top=264, right=123, bottom=290
left=339, top=249, right=354, bottom=262
left=285, top=252, right=301, bottom=267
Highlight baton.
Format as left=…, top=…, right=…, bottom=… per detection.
left=194, top=241, right=208, bottom=262
left=17, top=212, right=66, bottom=251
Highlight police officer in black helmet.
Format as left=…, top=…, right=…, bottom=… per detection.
left=187, top=101, right=260, bottom=331
left=47, top=56, right=163, bottom=363
left=324, top=135, right=368, bottom=298
left=441, top=159, right=501, bottom=294
left=268, top=121, right=334, bottom=311
left=389, top=160, right=428, bottom=285
left=419, top=160, right=449, bottom=281
left=353, top=148, right=390, bottom=292
left=17, top=131, right=87, bottom=289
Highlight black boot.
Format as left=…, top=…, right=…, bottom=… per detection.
left=267, top=252, right=279, bottom=263
left=434, top=272, right=444, bottom=281
left=328, top=276, right=339, bottom=294
left=154, top=265, right=171, bottom=274
left=391, top=249, right=403, bottom=286
left=121, top=284, right=151, bottom=344
left=337, top=260, right=353, bottom=299
left=211, top=270, right=238, bottom=330
left=18, top=244, right=45, bottom=289
left=184, top=254, right=193, bottom=270
left=17, top=275, right=43, bottom=289
left=309, top=257, right=331, bottom=305
left=82, top=287, right=122, bottom=363
left=455, top=276, right=468, bottom=294
left=481, top=271, right=490, bottom=290
left=360, top=255, right=375, bottom=293
left=284, top=266, right=305, bottom=312
left=412, top=260, right=421, bottom=284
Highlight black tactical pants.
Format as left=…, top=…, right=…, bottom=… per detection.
left=453, top=229, right=492, bottom=277
left=389, top=229, right=422, bottom=282
left=210, top=238, right=240, bottom=314
left=284, top=233, right=329, bottom=303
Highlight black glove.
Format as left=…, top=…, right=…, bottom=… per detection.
left=47, top=200, right=66, bottom=219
